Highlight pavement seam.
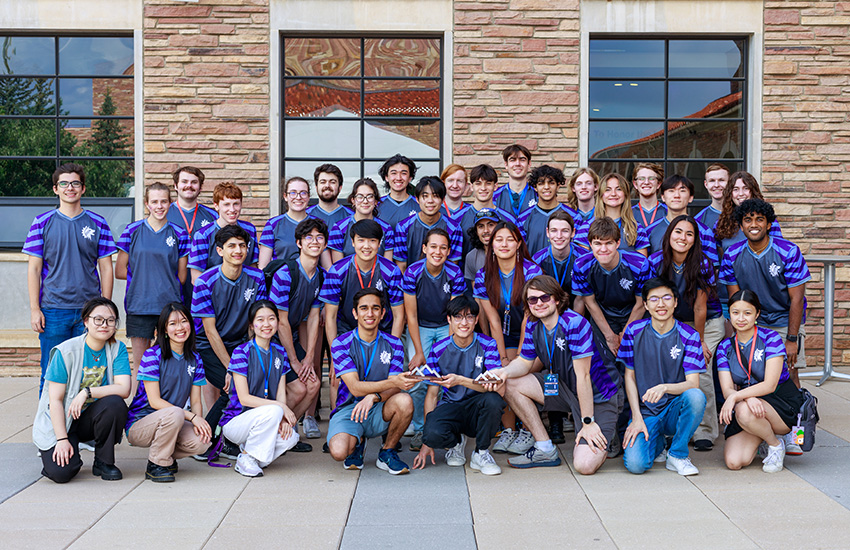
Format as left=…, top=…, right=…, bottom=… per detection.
left=2, top=425, right=34, bottom=444
left=685, top=476, right=765, bottom=550
left=463, top=461, right=479, bottom=550
left=337, top=468, right=362, bottom=550
left=0, top=384, right=37, bottom=405
left=561, top=445, right=623, bottom=550
left=62, top=477, right=145, bottom=550
left=201, top=476, right=251, bottom=550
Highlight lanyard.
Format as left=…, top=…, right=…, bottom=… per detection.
left=443, top=201, right=454, bottom=219
left=355, top=333, right=379, bottom=380
left=549, top=247, right=571, bottom=288
left=354, top=258, right=378, bottom=289
left=499, top=268, right=515, bottom=314
left=177, top=204, right=199, bottom=235
left=639, top=202, right=660, bottom=228
left=253, top=340, right=271, bottom=398
left=511, top=185, right=529, bottom=217
left=734, top=327, right=758, bottom=385
left=541, top=323, right=559, bottom=368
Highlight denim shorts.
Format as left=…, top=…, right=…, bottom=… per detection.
left=126, top=314, right=158, bottom=340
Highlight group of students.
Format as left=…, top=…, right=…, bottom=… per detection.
left=26, top=148, right=812, bottom=483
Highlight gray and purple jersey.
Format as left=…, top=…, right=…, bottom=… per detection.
left=532, top=245, right=580, bottom=297
left=647, top=251, right=722, bottom=323
left=716, top=328, right=790, bottom=387
left=718, top=236, right=810, bottom=327
left=440, top=202, right=472, bottom=220
left=646, top=216, right=719, bottom=267
left=473, top=260, right=543, bottom=341
left=125, top=345, right=205, bottom=430
left=571, top=207, right=595, bottom=253
left=521, top=310, right=620, bottom=403
left=632, top=202, right=668, bottom=229
left=517, top=203, right=580, bottom=256
left=188, top=219, right=259, bottom=271
left=308, top=203, right=353, bottom=232
left=327, top=215, right=394, bottom=258
left=319, top=256, right=403, bottom=334
left=191, top=265, right=267, bottom=350
left=22, top=209, right=117, bottom=309
left=269, top=259, right=324, bottom=331
left=117, top=220, right=190, bottom=315
left=618, top=319, right=706, bottom=416
left=166, top=203, right=217, bottom=240
left=694, top=205, right=721, bottom=232
left=392, top=212, right=464, bottom=266
left=427, top=333, right=500, bottom=406
left=331, top=329, right=404, bottom=416
left=376, top=195, right=420, bottom=228
left=494, top=183, right=538, bottom=219
left=572, top=250, right=651, bottom=330
left=259, top=213, right=312, bottom=262
left=220, top=340, right=291, bottom=426
left=401, top=259, right=465, bottom=328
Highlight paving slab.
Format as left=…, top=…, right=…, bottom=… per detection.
left=0, top=377, right=37, bottom=403
left=784, top=430, right=850, bottom=511
left=206, top=524, right=343, bottom=550
left=341, top=524, right=477, bottom=550
left=0, top=443, right=43, bottom=503
left=0, top=390, right=38, bottom=442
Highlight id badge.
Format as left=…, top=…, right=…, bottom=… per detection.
left=544, top=373, right=559, bottom=396
left=502, top=308, right=511, bottom=335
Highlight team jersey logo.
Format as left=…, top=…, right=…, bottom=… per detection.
left=619, top=278, right=633, bottom=290
left=409, top=210, right=416, bottom=217
left=314, top=287, right=320, bottom=298
left=669, top=345, right=682, bottom=360
left=243, top=287, right=255, bottom=302
left=187, top=363, right=196, bottom=376
left=274, top=357, right=282, bottom=370
left=475, top=355, right=483, bottom=369
left=200, top=219, right=210, bottom=227
left=375, top=279, right=384, bottom=291
left=166, top=235, right=176, bottom=248
left=443, top=282, right=450, bottom=294
left=528, top=198, right=537, bottom=208
left=555, top=337, right=566, bottom=351
left=380, top=350, right=391, bottom=365
left=769, top=262, right=781, bottom=277
left=754, top=348, right=764, bottom=362
left=81, top=225, right=95, bottom=240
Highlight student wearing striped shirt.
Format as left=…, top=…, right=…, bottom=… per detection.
left=631, top=162, right=667, bottom=230
left=376, top=154, right=420, bottom=228
left=493, top=144, right=537, bottom=219
left=694, top=163, right=730, bottom=231
left=566, top=167, right=600, bottom=254
left=517, top=165, right=579, bottom=256
left=646, top=175, right=719, bottom=266
left=590, top=173, right=649, bottom=256
left=440, top=164, right=472, bottom=220
left=258, top=176, right=313, bottom=268
left=328, top=178, right=394, bottom=263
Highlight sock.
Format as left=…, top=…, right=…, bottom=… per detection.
left=535, top=439, right=555, bottom=453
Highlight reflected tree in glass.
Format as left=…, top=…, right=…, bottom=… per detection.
left=72, top=87, right=132, bottom=197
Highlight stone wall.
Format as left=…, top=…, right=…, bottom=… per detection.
left=142, top=0, right=272, bottom=223
left=763, top=1, right=850, bottom=365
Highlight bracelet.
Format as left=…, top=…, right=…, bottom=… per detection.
left=57, top=437, right=69, bottom=442
left=85, top=387, right=92, bottom=399
left=191, top=414, right=197, bottom=422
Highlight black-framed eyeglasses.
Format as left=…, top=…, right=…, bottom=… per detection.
left=88, top=316, right=117, bottom=327
left=57, top=180, right=83, bottom=189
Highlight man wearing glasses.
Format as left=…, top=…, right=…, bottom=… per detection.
left=24, top=163, right=117, bottom=396
left=482, top=275, right=622, bottom=473
left=631, top=163, right=667, bottom=229
left=258, top=176, right=314, bottom=268
left=619, top=278, right=707, bottom=476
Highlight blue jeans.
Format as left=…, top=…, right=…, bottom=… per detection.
left=405, top=324, right=451, bottom=432
left=623, top=388, right=706, bottom=474
left=39, top=308, right=85, bottom=396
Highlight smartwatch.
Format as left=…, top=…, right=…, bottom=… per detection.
left=582, top=416, right=594, bottom=425
left=786, top=334, right=799, bottom=343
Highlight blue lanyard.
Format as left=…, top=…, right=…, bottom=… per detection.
left=499, top=268, right=515, bottom=314
left=252, top=340, right=271, bottom=398
left=541, top=323, right=559, bottom=368
left=549, top=247, right=571, bottom=288
left=512, top=186, right=529, bottom=217
left=355, top=333, right=379, bottom=380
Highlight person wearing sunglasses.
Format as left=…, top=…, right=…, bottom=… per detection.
left=24, top=163, right=117, bottom=397
left=33, top=297, right=131, bottom=483
left=258, top=176, right=315, bottom=268
left=328, top=178, right=394, bottom=263
left=619, top=278, right=707, bottom=476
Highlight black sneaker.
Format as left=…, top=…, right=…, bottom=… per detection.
left=146, top=461, right=175, bottom=483
left=167, top=461, right=179, bottom=474
left=219, top=440, right=240, bottom=460
left=92, top=457, right=123, bottom=481
left=322, top=442, right=330, bottom=453
left=693, top=439, right=713, bottom=452
left=290, top=441, right=313, bottom=453
left=548, top=414, right=566, bottom=445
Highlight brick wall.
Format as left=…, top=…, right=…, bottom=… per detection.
left=452, top=0, right=581, bottom=174
left=142, top=0, right=271, bottom=224
left=0, top=348, right=40, bottom=376
left=763, top=1, right=850, bottom=365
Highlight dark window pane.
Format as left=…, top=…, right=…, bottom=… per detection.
left=589, top=81, right=664, bottom=119
left=0, top=78, right=55, bottom=115
left=669, top=39, right=745, bottom=78
left=667, top=120, right=742, bottom=161
left=364, top=80, right=439, bottom=117
left=364, top=120, right=440, bottom=158
left=0, top=118, right=58, bottom=156
left=0, top=158, right=57, bottom=197
left=59, top=78, right=134, bottom=118
left=59, top=158, right=133, bottom=197
left=285, top=119, right=361, bottom=158
left=60, top=118, right=134, bottom=157
left=589, top=121, right=664, bottom=159
left=58, top=37, right=134, bottom=76
left=364, top=38, right=440, bottom=77
left=668, top=81, right=743, bottom=119
left=589, top=39, right=664, bottom=78
left=667, top=160, right=743, bottom=201
left=284, top=79, right=360, bottom=117
left=284, top=38, right=360, bottom=77
left=0, top=36, right=55, bottom=75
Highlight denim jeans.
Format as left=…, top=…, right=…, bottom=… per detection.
left=39, top=308, right=85, bottom=396
left=405, top=324, right=451, bottom=432
left=623, top=388, right=706, bottom=474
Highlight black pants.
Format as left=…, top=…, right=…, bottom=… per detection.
left=422, top=392, right=505, bottom=452
left=199, top=345, right=237, bottom=431
left=40, top=394, right=128, bottom=483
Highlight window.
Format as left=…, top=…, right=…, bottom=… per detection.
left=282, top=36, right=443, bottom=197
left=587, top=37, right=747, bottom=199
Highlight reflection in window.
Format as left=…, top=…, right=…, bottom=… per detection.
left=588, top=37, right=747, bottom=200
left=0, top=34, right=134, bottom=198
left=282, top=36, right=442, bottom=198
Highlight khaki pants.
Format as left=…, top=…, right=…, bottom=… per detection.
left=760, top=324, right=807, bottom=370
left=687, top=316, right=725, bottom=442
left=127, top=406, right=208, bottom=467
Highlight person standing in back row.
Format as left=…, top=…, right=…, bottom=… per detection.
left=494, top=144, right=537, bottom=219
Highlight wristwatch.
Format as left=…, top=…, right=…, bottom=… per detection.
left=582, top=416, right=595, bottom=425
left=786, top=334, right=799, bottom=343
left=373, top=392, right=382, bottom=403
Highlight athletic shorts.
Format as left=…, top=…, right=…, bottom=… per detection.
left=327, top=401, right=389, bottom=444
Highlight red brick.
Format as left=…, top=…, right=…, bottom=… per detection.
left=765, top=9, right=801, bottom=25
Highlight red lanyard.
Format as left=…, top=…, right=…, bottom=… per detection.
left=355, top=258, right=378, bottom=289
left=639, top=202, right=660, bottom=227
left=734, top=327, right=757, bottom=384
left=443, top=201, right=453, bottom=218
left=177, top=204, right=199, bottom=234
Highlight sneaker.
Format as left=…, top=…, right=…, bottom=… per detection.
left=79, top=440, right=95, bottom=452
left=470, top=449, right=501, bottom=475
left=445, top=436, right=466, bottom=467
left=219, top=440, right=239, bottom=460
left=92, top=457, right=123, bottom=481
left=548, top=420, right=565, bottom=445
left=506, top=429, right=534, bottom=455
left=492, top=428, right=517, bottom=454
left=409, top=431, right=424, bottom=452
left=322, top=442, right=330, bottom=454
left=782, top=432, right=803, bottom=456
left=376, top=448, right=410, bottom=475
left=508, top=445, right=561, bottom=469
left=235, top=453, right=263, bottom=477
left=693, top=439, right=713, bottom=452
left=655, top=448, right=668, bottom=463
left=762, top=439, right=786, bottom=474
left=404, top=423, right=415, bottom=437
left=666, top=454, right=699, bottom=476
left=607, top=433, right=622, bottom=459
left=192, top=447, right=212, bottom=461
left=290, top=441, right=313, bottom=453
left=563, top=417, right=575, bottom=433
left=756, top=441, right=768, bottom=458
left=344, top=438, right=366, bottom=470
left=146, top=460, right=175, bottom=483
left=302, top=416, right=322, bottom=439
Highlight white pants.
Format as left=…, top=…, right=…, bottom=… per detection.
left=221, top=405, right=299, bottom=467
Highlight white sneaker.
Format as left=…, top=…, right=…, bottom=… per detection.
left=302, top=416, right=322, bottom=439
left=445, top=436, right=466, bottom=467
left=563, top=417, right=575, bottom=433
left=235, top=452, right=263, bottom=477
left=79, top=441, right=95, bottom=452
left=666, top=454, right=699, bottom=476
left=506, top=429, right=535, bottom=455
left=470, top=449, right=501, bottom=475
left=782, top=432, right=803, bottom=456
left=404, top=423, right=415, bottom=437
left=655, top=448, right=668, bottom=463
left=492, top=428, right=517, bottom=454
left=762, top=439, right=786, bottom=474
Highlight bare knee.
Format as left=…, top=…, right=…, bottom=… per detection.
left=387, top=392, right=414, bottom=416
left=328, top=435, right=354, bottom=461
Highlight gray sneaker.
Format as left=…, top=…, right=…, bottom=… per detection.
left=508, top=445, right=561, bottom=469
left=302, top=416, right=322, bottom=439
left=492, top=428, right=517, bottom=454
left=506, top=429, right=534, bottom=455
left=409, top=431, right=424, bottom=452
left=445, top=436, right=466, bottom=467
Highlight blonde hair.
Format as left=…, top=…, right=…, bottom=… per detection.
left=566, top=167, right=600, bottom=210
left=595, top=173, right=638, bottom=247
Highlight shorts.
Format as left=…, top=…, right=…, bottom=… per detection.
left=532, top=372, right=623, bottom=446
left=327, top=401, right=389, bottom=444
left=724, top=379, right=804, bottom=438
left=197, top=345, right=238, bottom=390
left=126, top=314, right=159, bottom=340
left=759, top=324, right=807, bottom=370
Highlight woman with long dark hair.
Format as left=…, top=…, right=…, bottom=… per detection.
left=126, top=302, right=211, bottom=482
